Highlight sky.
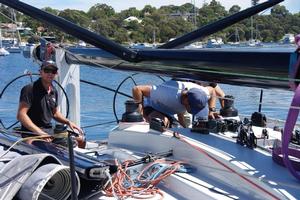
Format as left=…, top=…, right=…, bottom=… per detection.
left=22, top=0, right=299, bottom=14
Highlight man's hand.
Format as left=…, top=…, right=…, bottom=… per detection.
left=208, top=111, right=222, bottom=119
left=38, top=132, right=53, bottom=142
left=67, top=121, right=83, bottom=135
left=66, top=121, right=86, bottom=148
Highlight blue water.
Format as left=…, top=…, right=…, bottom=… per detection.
left=0, top=53, right=295, bottom=140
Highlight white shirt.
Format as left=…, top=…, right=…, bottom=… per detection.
left=144, top=80, right=209, bottom=117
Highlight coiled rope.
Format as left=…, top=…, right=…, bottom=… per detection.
left=103, top=159, right=181, bottom=199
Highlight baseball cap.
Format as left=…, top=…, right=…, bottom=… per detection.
left=40, top=60, right=58, bottom=70
left=187, top=88, right=208, bottom=115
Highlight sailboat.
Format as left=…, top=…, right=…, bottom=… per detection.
left=0, top=0, right=299, bottom=199
left=6, top=9, right=22, bottom=53
left=0, top=29, right=10, bottom=56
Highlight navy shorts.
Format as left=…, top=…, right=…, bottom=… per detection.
left=143, top=106, right=175, bottom=127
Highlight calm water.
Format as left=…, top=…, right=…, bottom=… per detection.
left=0, top=53, right=295, bottom=140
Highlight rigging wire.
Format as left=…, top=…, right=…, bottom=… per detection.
left=81, top=120, right=117, bottom=129
left=65, top=49, right=127, bottom=75
left=113, top=73, right=138, bottom=122
left=80, top=79, right=132, bottom=99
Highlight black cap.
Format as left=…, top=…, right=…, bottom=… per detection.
left=187, top=88, right=208, bottom=115
left=40, top=60, right=58, bottom=70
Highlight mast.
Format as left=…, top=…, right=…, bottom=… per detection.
left=235, top=27, right=240, bottom=43
left=153, top=29, right=156, bottom=45
left=12, top=9, right=21, bottom=46
left=0, top=29, right=3, bottom=48
left=251, top=0, right=259, bottom=42
left=250, top=16, right=254, bottom=42
left=191, top=0, right=197, bottom=29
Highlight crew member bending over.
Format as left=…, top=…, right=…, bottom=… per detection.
left=132, top=79, right=225, bottom=128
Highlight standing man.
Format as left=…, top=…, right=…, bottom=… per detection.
left=132, top=80, right=225, bottom=128
left=17, top=60, right=85, bottom=148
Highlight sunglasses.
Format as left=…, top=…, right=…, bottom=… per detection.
left=43, top=68, right=57, bottom=74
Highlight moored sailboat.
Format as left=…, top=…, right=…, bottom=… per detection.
left=0, top=29, right=9, bottom=56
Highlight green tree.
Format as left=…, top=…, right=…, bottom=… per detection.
left=141, top=5, right=156, bottom=16
left=8, top=1, right=300, bottom=44
left=119, top=7, right=141, bottom=19
left=87, top=4, right=115, bottom=20
left=113, top=28, right=128, bottom=43
left=44, top=7, right=60, bottom=15
left=251, top=0, right=260, bottom=6
left=58, top=9, right=89, bottom=27
left=271, top=5, right=290, bottom=18
left=229, top=5, right=241, bottom=14
left=197, top=0, right=227, bottom=27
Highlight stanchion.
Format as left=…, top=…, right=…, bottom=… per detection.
left=67, top=132, right=78, bottom=200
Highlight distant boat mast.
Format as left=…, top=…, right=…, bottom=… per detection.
left=251, top=0, right=260, bottom=41
left=11, top=8, right=21, bottom=46
left=191, top=0, right=197, bottom=29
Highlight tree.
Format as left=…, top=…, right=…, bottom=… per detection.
left=229, top=5, right=241, bottom=14
left=7, top=1, right=300, bottom=44
left=181, top=3, right=197, bottom=13
left=271, top=5, right=290, bottom=18
left=141, top=5, right=156, bottom=16
left=58, top=9, right=90, bottom=28
left=44, top=7, right=60, bottom=15
left=0, top=5, right=12, bottom=23
left=113, top=28, right=128, bottom=43
left=91, top=18, right=116, bottom=38
left=197, top=0, right=227, bottom=27
left=87, top=4, right=115, bottom=20
left=251, top=0, right=260, bottom=6
left=119, top=7, right=141, bottom=19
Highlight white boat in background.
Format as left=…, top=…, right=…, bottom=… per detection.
left=205, top=38, right=223, bottom=48
left=246, top=39, right=263, bottom=47
left=22, top=43, right=34, bottom=58
left=6, top=46, right=22, bottom=53
left=184, top=42, right=203, bottom=49
left=19, top=41, right=27, bottom=49
left=129, top=42, right=154, bottom=49
left=0, top=29, right=9, bottom=56
left=77, top=40, right=87, bottom=47
left=281, top=33, right=295, bottom=44
left=0, top=47, right=9, bottom=56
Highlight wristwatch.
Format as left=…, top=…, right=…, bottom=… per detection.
left=209, top=107, right=216, bottom=112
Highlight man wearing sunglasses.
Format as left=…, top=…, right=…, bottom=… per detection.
left=17, top=60, right=85, bottom=148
